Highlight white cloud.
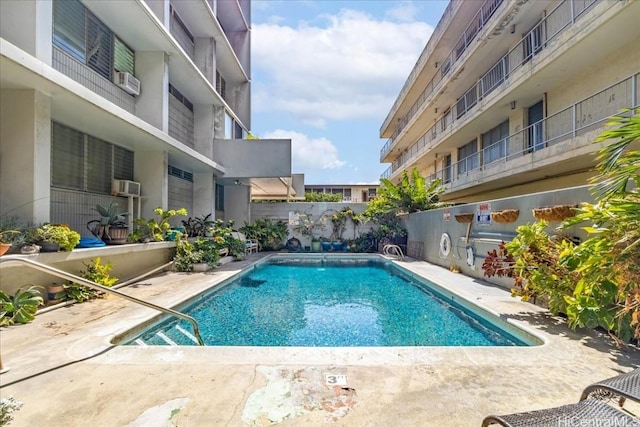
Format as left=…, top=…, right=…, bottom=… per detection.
left=262, top=129, right=346, bottom=170
left=386, top=1, right=419, bottom=22
left=252, top=8, right=434, bottom=126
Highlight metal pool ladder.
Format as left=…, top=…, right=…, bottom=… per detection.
left=383, top=244, right=404, bottom=260
left=0, top=256, right=205, bottom=345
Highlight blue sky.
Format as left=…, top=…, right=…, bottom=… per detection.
left=250, top=0, right=449, bottom=185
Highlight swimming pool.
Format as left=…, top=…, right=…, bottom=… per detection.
left=120, top=255, right=538, bottom=347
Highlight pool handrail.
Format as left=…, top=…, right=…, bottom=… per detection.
left=0, top=256, right=205, bottom=346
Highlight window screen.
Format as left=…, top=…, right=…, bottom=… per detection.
left=215, top=183, right=225, bottom=211
left=113, top=146, right=134, bottom=180
left=86, top=11, right=113, bottom=80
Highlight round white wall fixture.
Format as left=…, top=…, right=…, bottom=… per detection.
left=439, top=233, right=451, bottom=258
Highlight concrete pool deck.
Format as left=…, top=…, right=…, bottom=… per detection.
left=1, top=253, right=639, bottom=426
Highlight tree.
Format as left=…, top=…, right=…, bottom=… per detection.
left=364, top=168, right=444, bottom=220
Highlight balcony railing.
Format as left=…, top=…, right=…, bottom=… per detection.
left=380, top=0, right=504, bottom=159
left=381, top=0, right=600, bottom=171
left=381, top=0, right=599, bottom=161
left=422, top=73, right=638, bottom=190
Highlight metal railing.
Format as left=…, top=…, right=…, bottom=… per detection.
left=381, top=0, right=599, bottom=164
left=380, top=0, right=504, bottom=157
left=382, top=0, right=604, bottom=178
left=0, top=256, right=205, bottom=346
left=442, top=74, right=638, bottom=186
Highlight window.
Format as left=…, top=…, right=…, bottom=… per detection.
left=224, top=112, right=233, bottom=139
left=53, top=0, right=132, bottom=81
left=168, top=84, right=193, bottom=111
left=216, top=71, right=226, bottom=100
left=52, top=122, right=134, bottom=194
left=481, top=120, right=509, bottom=164
left=114, top=37, right=135, bottom=74
left=457, top=139, right=479, bottom=175
left=443, top=154, right=452, bottom=183
left=168, top=165, right=193, bottom=182
left=215, top=183, right=225, bottom=211
left=234, top=121, right=243, bottom=139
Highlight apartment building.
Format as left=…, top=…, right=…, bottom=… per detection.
left=380, top=0, right=640, bottom=203
left=0, top=0, right=292, bottom=233
left=305, top=184, right=378, bottom=203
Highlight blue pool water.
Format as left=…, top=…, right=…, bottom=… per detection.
left=125, top=258, right=529, bottom=347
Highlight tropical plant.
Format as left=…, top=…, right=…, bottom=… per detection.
left=481, top=108, right=640, bottom=341
left=0, top=286, right=44, bottom=326
left=129, top=207, right=188, bottom=243
left=31, top=223, right=80, bottom=251
left=181, top=213, right=214, bottom=238
left=290, top=213, right=327, bottom=243
left=330, top=207, right=356, bottom=241
left=87, top=203, right=130, bottom=242
left=173, top=238, right=220, bottom=272
left=240, top=219, right=287, bottom=250
left=62, top=257, right=118, bottom=302
left=363, top=168, right=444, bottom=220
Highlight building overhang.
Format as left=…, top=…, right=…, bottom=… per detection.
left=0, top=38, right=225, bottom=175
left=213, top=138, right=291, bottom=179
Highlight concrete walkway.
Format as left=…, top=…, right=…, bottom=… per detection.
left=1, top=254, right=639, bottom=426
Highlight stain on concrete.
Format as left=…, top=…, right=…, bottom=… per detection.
left=124, top=397, right=189, bottom=427
left=242, top=366, right=358, bottom=425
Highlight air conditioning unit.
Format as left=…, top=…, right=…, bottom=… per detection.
left=114, top=71, right=141, bottom=96
left=113, top=180, right=141, bottom=197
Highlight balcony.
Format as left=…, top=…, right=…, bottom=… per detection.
left=424, top=74, right=639, bottom=194
left=381, top=0, right=603, bottom=170
left=380, top=0, right=600, bottom=163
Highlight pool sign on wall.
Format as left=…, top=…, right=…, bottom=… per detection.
left=443, top=208, right=451, bottom=221
left=477, top=203, right=491, bottom=226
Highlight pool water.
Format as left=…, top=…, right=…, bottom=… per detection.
left=125, top=258, right=529, bottom=347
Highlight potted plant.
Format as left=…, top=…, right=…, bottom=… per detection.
left=87, top=203, right=130, bottom=245
left=0, top=229, right=20, bottom=256
left=31, top=224, right=80, bottom=252
left=291, top=213, right=326, bottom=252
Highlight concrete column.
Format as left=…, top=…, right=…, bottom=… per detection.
left=134, top=150, right=168, bottom=218
left=213, top=106, right=226, bottom=139
left=193, top=173, right=214, bottom=218
left=0, top=0, right=52, bottom=65
left=0, top=90, right=51, bottom=224
left=135, top=51, right=169, bottom=132
left=194, top=37, right=216, bottom=86
left=194, top=104, right=215, bottom=159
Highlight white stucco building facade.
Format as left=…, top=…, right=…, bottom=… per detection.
left=0, top=0, right=292, bottom=232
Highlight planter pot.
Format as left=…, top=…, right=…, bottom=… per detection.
left=102, top=226, right=129, bottom=245
left=491, top=209, right=520, bottom=223
left=311, top=241, right=321, bottom=252
left=192, top=263, right=211, bottom=272
left=454, top=213, right=474, bottom=223
left=0, top=243, right=11, bottom=256
left=39, top=241, right=60, bottom=252
left=47, top=284, right=65, bottom=304
left=321, top=241, right=331, bottom=252
left=332, top=241, right=344, bottom=251
left=532, top=205, right=577, bottom=222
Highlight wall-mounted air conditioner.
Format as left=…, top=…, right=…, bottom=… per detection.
left=114, top=71, right=141, bottom=96
left=113, top=180, right=141, bottom=197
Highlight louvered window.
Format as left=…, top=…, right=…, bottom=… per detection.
left=113, top=37, right=134, bottom=74
left=52, top=122, right=134, bottom=195
left=53, top=0, right=133, bottom=81
left=53, top=0, right=86, bottom=62
left=52, top=123, right=84, bottom=189
left=216, top=71, right=226, bottom=100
